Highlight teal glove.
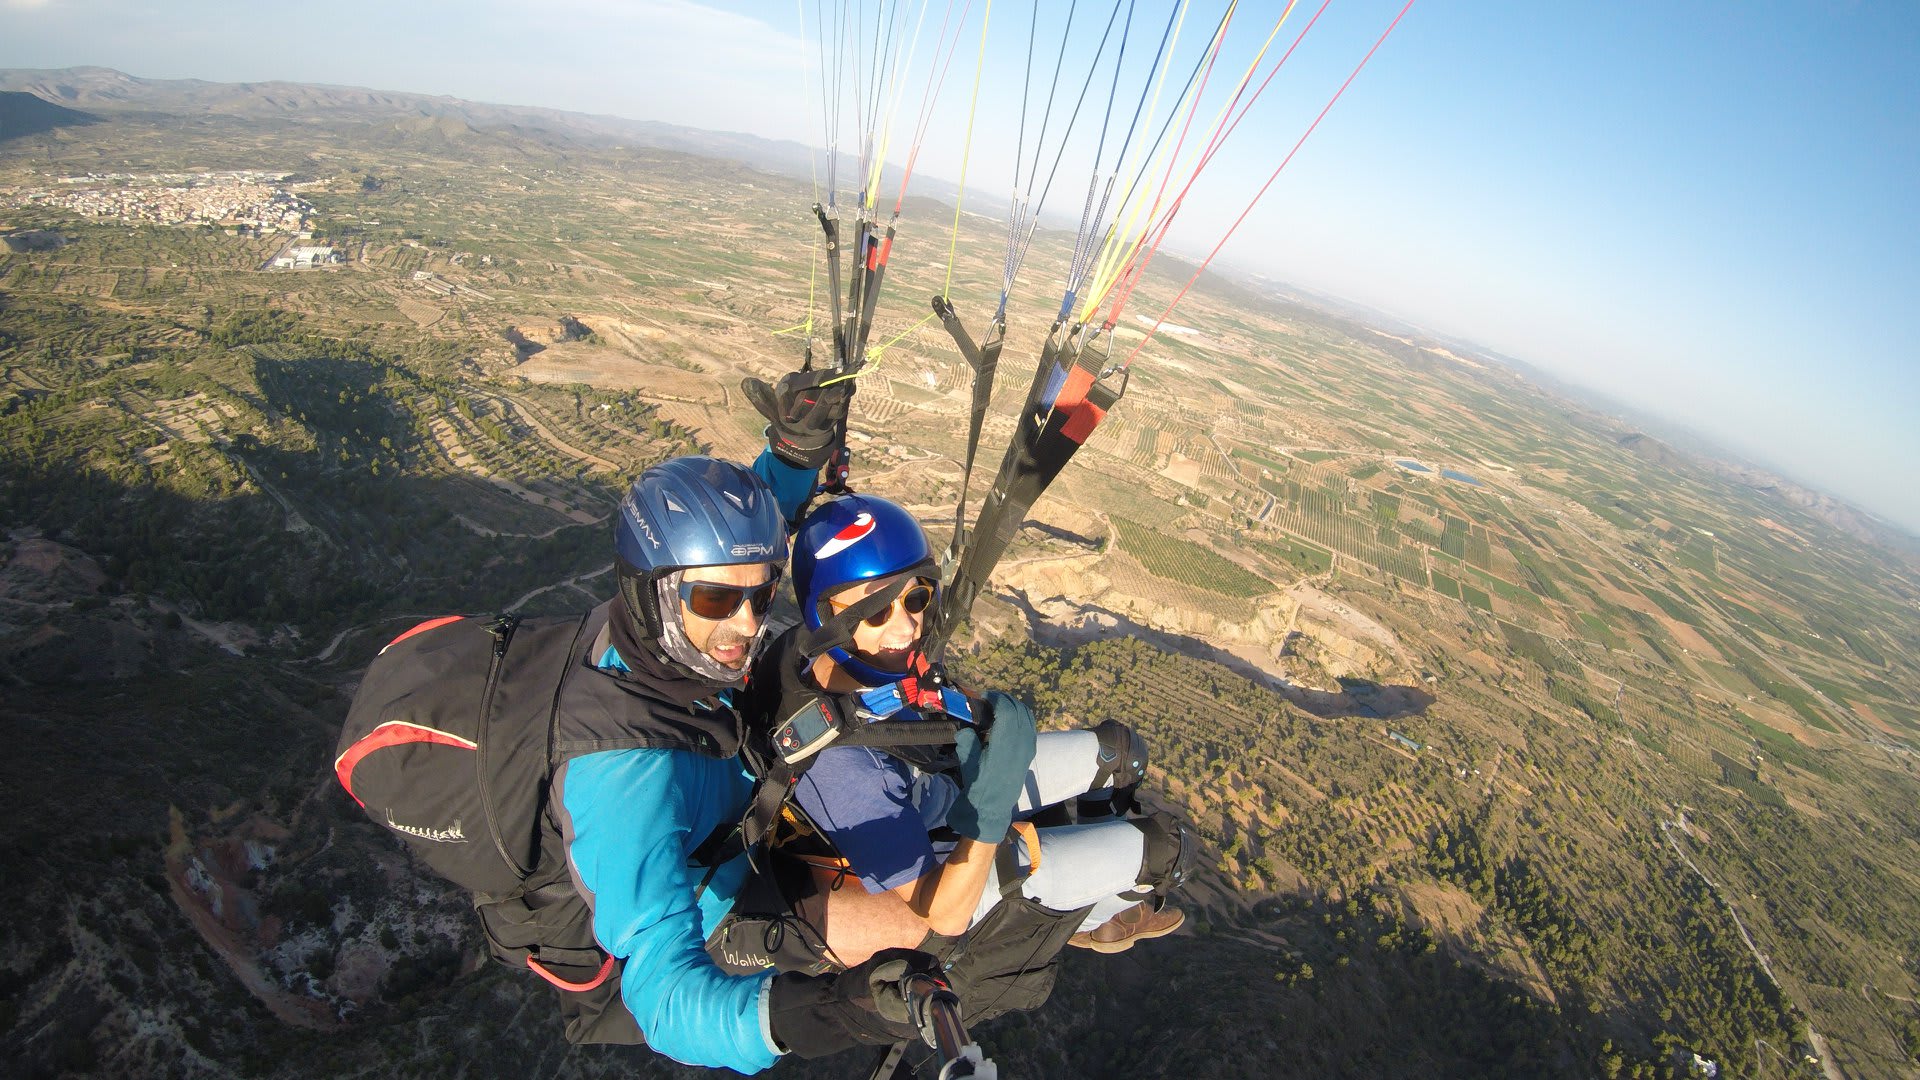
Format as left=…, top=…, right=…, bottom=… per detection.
left=945, top=691, right=1038, bottom=841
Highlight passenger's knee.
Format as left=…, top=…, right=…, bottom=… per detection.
left=1124, top=811, right=1195, bottom=899
left=1090, top=719, right=1148, bottom=790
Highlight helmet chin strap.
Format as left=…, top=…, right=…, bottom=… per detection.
left=796, top=555, right=932, bottom=654
left=653, top=571, right=770, bottom=687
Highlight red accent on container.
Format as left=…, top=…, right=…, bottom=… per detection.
left=383, top=615, right=464, bottom=653
left=527, top=953, right=616, bottom=992
left=333, top=721, right=478, bottom=807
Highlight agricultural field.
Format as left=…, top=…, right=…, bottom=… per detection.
left=3, top=79, right=1918, bottom=1080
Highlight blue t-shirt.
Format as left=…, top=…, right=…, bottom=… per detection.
left=791, top=745, right=958, bottom=892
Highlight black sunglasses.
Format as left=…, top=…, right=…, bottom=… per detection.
left=678, top=578, right=779, bottom=622
left=833, top=578, right=937, bottom=628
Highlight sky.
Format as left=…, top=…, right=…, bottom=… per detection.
left=3, top=0, right=1917, bottom=534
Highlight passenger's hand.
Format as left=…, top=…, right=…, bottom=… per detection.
left=945, top=692, right=1038, bottom=841
left=741, top=369, right=852, bottom=470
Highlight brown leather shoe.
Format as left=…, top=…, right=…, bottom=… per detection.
left=1067, top=901, right=1185, bottom=954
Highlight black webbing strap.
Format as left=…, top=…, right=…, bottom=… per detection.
left=848, top=221, right=896, bottom=372
left=931, top=324, right=1124, bottom=651
left=793, top=557, right=939, bottom=661
left=839, top=717, right=968, bottom=749
left=932, top=297, right=1007, bottom=579
left=993, top=838, right=1031, bottom=899
left=928, top=324, right=1067, bottom=647
left=814, top=205, right=849, bottom=368
left=692, top=715, right=969, bottom=897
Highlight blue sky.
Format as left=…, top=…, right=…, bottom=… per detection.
left=4, top=0, right=1916, bottom=534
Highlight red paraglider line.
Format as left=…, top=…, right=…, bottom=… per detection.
left=1102, top=0, right=1334, bottom=330
left=1123, top=0, right=1418, bottom=370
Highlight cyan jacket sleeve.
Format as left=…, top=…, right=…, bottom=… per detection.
left=753, top=447, right=819, bottom=526
left=555, top=748, right=780, bottom=1073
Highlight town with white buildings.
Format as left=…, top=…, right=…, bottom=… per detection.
left=8, top=170, right=314, bottom=234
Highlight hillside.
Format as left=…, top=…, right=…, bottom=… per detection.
left=2, top=69, right=1917, bottom=1080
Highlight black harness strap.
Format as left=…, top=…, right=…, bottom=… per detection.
left=932, top=297, right=1007, bottom=579
left=930, top=324, right=1125, bottom=653
left=694, top=715, right=970, bottom=897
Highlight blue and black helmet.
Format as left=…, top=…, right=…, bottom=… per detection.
left=615, top=456, right=788, bottom=639
left=792, top=493, right=937, bottom=686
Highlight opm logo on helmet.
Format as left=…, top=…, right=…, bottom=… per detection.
left=814, top=512, right=875, bottom=559
left=731, top=542, right=779, bottom=558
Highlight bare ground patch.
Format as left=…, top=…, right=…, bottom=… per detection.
left=514, top=343, right=725, bottom=400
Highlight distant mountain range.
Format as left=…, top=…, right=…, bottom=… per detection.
left=0, top=65, right=966, bottom=207
left=3, top=64, right=1912, bottom=559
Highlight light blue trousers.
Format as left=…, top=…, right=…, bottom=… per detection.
left=949, top=730, right=1149, bottom=931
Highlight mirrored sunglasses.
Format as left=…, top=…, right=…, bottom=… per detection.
left=679, top=578, right=779, bottom=621
left=835, top=578, right=938, bottom=628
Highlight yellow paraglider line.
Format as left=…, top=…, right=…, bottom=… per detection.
left=945, top=0, right=993, bottom=297
left=817, top=308, right=940, bottom=386
left=1075, top=0, right=1213, bottom=323
left=1082, top=0, right=1302, bottom=325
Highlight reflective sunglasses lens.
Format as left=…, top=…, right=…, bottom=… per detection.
left=863, top=581, right=937, bottom=627
left=686, top=583, right=742, bottom=621
left=746, top=581, right=777, bottom=616
left=902, top=583, right=935, bottom=615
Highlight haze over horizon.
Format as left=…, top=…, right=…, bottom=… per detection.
left=3, top=0, right=1915, bottom=536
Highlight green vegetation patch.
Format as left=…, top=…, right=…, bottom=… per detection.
left=1732, top=711, right=1837, bottom=781
left=1505, top=539, right=1568, bottom=603
left=1499, top=622, right=1573, bottom=675
left=1576, top=611, right=1624, bottom=649
left=1460, top=582, right=1493, bottom=611
left=1230, top=447, right=1290, bottom=476
left=1717, top=597, right=1783, bottom=638
left=1673, top=534, right=1719, bottom=578
left=1583, top=490, right=1649, bottom=530
left=1291, top=449, right=1338, bottom=464
left=1875, top=699, right=1920, bottom=737
left=1711, top=632, right=1839, bottom=732
left=1251, top=534, right=1332, bottom=575
left=1634, top=583, right=1704, bottom=626
left=1800, top=674, right=1855, bottom=710
left=1465, top=565, right=1544, bottom=611
left=1810, top=618, right=1889, bottom=668
left=1430, top=571, right=1461, bottom=599
left=1110, top=515, right=1275, bottom=598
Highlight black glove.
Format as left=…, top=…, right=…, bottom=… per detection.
left=767, top=948, right=943, bottom=1058
left=741, top=369, right=852, bottom=470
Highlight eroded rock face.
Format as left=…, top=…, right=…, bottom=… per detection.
left=993, top=543, right=1418, bottom=698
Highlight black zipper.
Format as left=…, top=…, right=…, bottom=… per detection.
left=477, top=614, right=527, bottom=879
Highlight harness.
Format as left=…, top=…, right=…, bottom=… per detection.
left=694, top=652, right=979, bottom=895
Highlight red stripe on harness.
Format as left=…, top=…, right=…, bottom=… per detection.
left=333, top=721, right=479, bottom=807
left=382, top=615, right=464, bottom=653
left=1052, top=366, right=1108, bottom=444
left=527, top=953, right=616, bottom=992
